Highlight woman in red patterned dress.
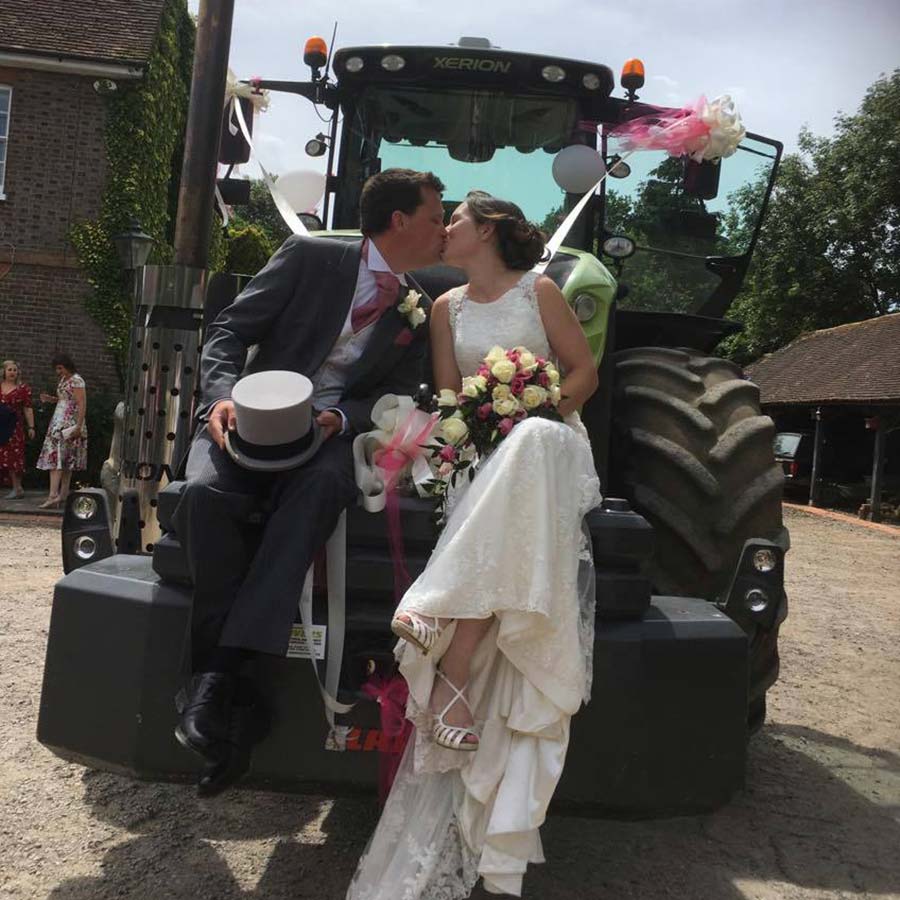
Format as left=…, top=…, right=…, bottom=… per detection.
left=0, top=360, right=36, bottom=500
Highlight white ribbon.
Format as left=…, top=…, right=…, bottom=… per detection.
left=534, top=151, right=634, bottom=275
left=353, top=395, right=436, bottom=512
left=297, top=509, right=355, bottom=749
left=229, top=91, right=310, bottom=237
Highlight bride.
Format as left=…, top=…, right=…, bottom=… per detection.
left=347, top=191, right=602, bottom=898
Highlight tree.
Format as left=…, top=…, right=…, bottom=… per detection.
left=720, top=69, right=900, bottom=364
left=228, top=179, right=292, bottom=249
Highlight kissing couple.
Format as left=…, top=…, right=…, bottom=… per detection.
left=173, top=168, right=601, bottom=898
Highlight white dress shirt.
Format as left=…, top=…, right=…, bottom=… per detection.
left=312, top=239, right=407, bottom=431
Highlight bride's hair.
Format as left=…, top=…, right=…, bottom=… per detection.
left=465, top=191, right=546, bottom=271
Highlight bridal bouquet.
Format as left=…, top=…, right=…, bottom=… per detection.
left=427, top=345, right=563, bottom=520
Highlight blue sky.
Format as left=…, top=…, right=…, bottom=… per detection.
left=190, top=0, right=899, bottom=210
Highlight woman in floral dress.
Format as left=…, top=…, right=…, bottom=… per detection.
left=36, top=352, right=88, bottom=508
left=0, top=360, right=36, bottom=499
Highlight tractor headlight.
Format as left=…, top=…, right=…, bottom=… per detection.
left=344, top=56, right=364, bottom=73
left=582, top=73, right=602, bottom=90
left=541, top=65, right=566, bottom=83
left=752, top=548, right=778, bottom=573
left=74, top=536, right=98, bottom=561
left=573, top=294, right=597, bottom=322
left=745, top=588, right=769, bottom=614
left=72, top=495, right=98, bottom=520
left=381, top=54, right=406, bottom=72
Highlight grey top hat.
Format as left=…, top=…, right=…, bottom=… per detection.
left=224, top=370, right=326, bottom=472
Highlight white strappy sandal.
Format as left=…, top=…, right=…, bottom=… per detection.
left=391, top=611, right=445, bottom=655
left=432, top=668, right=479, bottom=752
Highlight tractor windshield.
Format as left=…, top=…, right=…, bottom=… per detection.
left=350, top=85, right=579, bottom=229
left=601, top=132, right=780, bottom=314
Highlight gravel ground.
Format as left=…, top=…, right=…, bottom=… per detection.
left=1, top=506, right=898, bottom=900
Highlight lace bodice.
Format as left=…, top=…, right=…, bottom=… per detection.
left=448, top=271, right=550, bottom=376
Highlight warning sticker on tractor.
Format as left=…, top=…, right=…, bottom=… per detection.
left=286, top=624, right=326, bottom=659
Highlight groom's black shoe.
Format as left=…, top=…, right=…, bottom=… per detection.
left=174, top=671, right=238, bottom=761
left=195, top=681, right=271, bottom=798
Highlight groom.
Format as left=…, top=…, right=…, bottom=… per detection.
left=172, top=168, right=446, bottom=795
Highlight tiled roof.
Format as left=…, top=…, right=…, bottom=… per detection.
left=0, top=0, right=167, bottom=67
left=746, top=313, right=900, bottom=405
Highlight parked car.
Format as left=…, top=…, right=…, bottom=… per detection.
left=774, top=431, right=814, bottom=488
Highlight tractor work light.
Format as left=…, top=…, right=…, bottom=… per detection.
left=752, top=548, right=778, bottom=573
left=602, top=235, right=636, bottom=259
left=305, top=135, right=328, bottom=157
left=303, top=37, right=328, bottom=71
left=607, top=155, right=631, bottom=179
left=582, top=73, right=602, bottom=90
left=381, top=54, right=406, bottom=72
left=722, top=539, right=785, bottom=631
left=62, top=489, right=114, bottom=574
left=573, top=294, right=597, bottom=322
left=541, top=65, right=566, bottom=83
left=344, top=55, right=364, bottom=73
left=74, top=536, right=98, bottom=561
left=745, top=588, right=769, bottom=613
left=72, top=495, right=99, bottom=520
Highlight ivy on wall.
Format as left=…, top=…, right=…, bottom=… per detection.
left=69, top=0, right=222, bottom=385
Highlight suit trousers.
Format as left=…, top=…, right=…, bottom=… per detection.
left=172, top=428, right=358, bottom=663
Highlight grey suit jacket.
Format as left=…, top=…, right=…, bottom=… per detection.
left=199, top=235, right=431, bottom=435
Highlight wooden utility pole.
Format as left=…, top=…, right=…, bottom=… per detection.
left=173, top=0, right=236, bottom=269
left=869, top=415, right=887, bottom=522
left=808, top=407, right=824, bottom=507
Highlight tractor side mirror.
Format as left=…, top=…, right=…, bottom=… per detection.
left=682, top=158, right=721, bottom=200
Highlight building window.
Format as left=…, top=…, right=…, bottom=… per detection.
left=0, top=85, right=10, bottom=199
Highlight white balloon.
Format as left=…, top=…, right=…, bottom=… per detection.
left=275, top=169, right=327, bottom=213
left=552, top=145, right=607, bottom=194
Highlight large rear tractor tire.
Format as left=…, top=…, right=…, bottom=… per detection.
left=609, top=347, right=787, bottom=729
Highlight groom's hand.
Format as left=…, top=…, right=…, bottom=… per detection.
left=315, top=409, right=342, bottom=441
left=207, top=399, right=236, bottom=449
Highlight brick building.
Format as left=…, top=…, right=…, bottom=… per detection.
left=0, top=0, right=168, bottom=395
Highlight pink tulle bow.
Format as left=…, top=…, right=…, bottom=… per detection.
left=373, top=409, right=437, bottom=599
left=610, top=97, right=712, bottom=161
left=361, top=672, right=413, bottom=804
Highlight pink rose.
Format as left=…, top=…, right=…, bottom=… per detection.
left=498, top=417, right=516, bottom=436
left=439, top=444, right=457, bottom=462
left=538, top=372, right=550, bottom=388
left=507, top=349, right=520, bottom=363
left=514, top=408, right=527, bottom=421
left=536, top=357, right=546, bottom=367
left=477, top=402, right=493, bottom=420
left=510, top=377, right=526, bottom=396
left=477, top=365, right=492, bottom=379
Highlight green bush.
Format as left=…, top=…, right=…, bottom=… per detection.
left=224, top=224, right=274, bottom=276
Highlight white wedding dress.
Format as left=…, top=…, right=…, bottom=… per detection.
left=347, top=271, right=602, bottom=899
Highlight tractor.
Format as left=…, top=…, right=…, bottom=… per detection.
left=38, top=36, right=787, bottom=817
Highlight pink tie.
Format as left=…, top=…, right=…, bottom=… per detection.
left=352, top=240, right=401, bottom=334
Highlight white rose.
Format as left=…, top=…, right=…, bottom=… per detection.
left=546, top=366, right=560, bottom=385
left=461, top=375, right=487, bottom=398
left=521, top=385, right=547, bottom=410
left=404, top=289, right=421, bottom=308
left=518, top=350, right=536, bottom=371
left=408, top=306, right=427, bottom=327
left=441, top=416, right=469, bottom=445
left=491, top=359, right=517, bottom=384
left=437, top=389, right=458, bottom=407
left=492, top=384, right=512, bottom=401
left=549, top=384, right=562, bottom=405
left=493, top=397, right=519, bottom=417
left=484, top=345, right=507, bottom=366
